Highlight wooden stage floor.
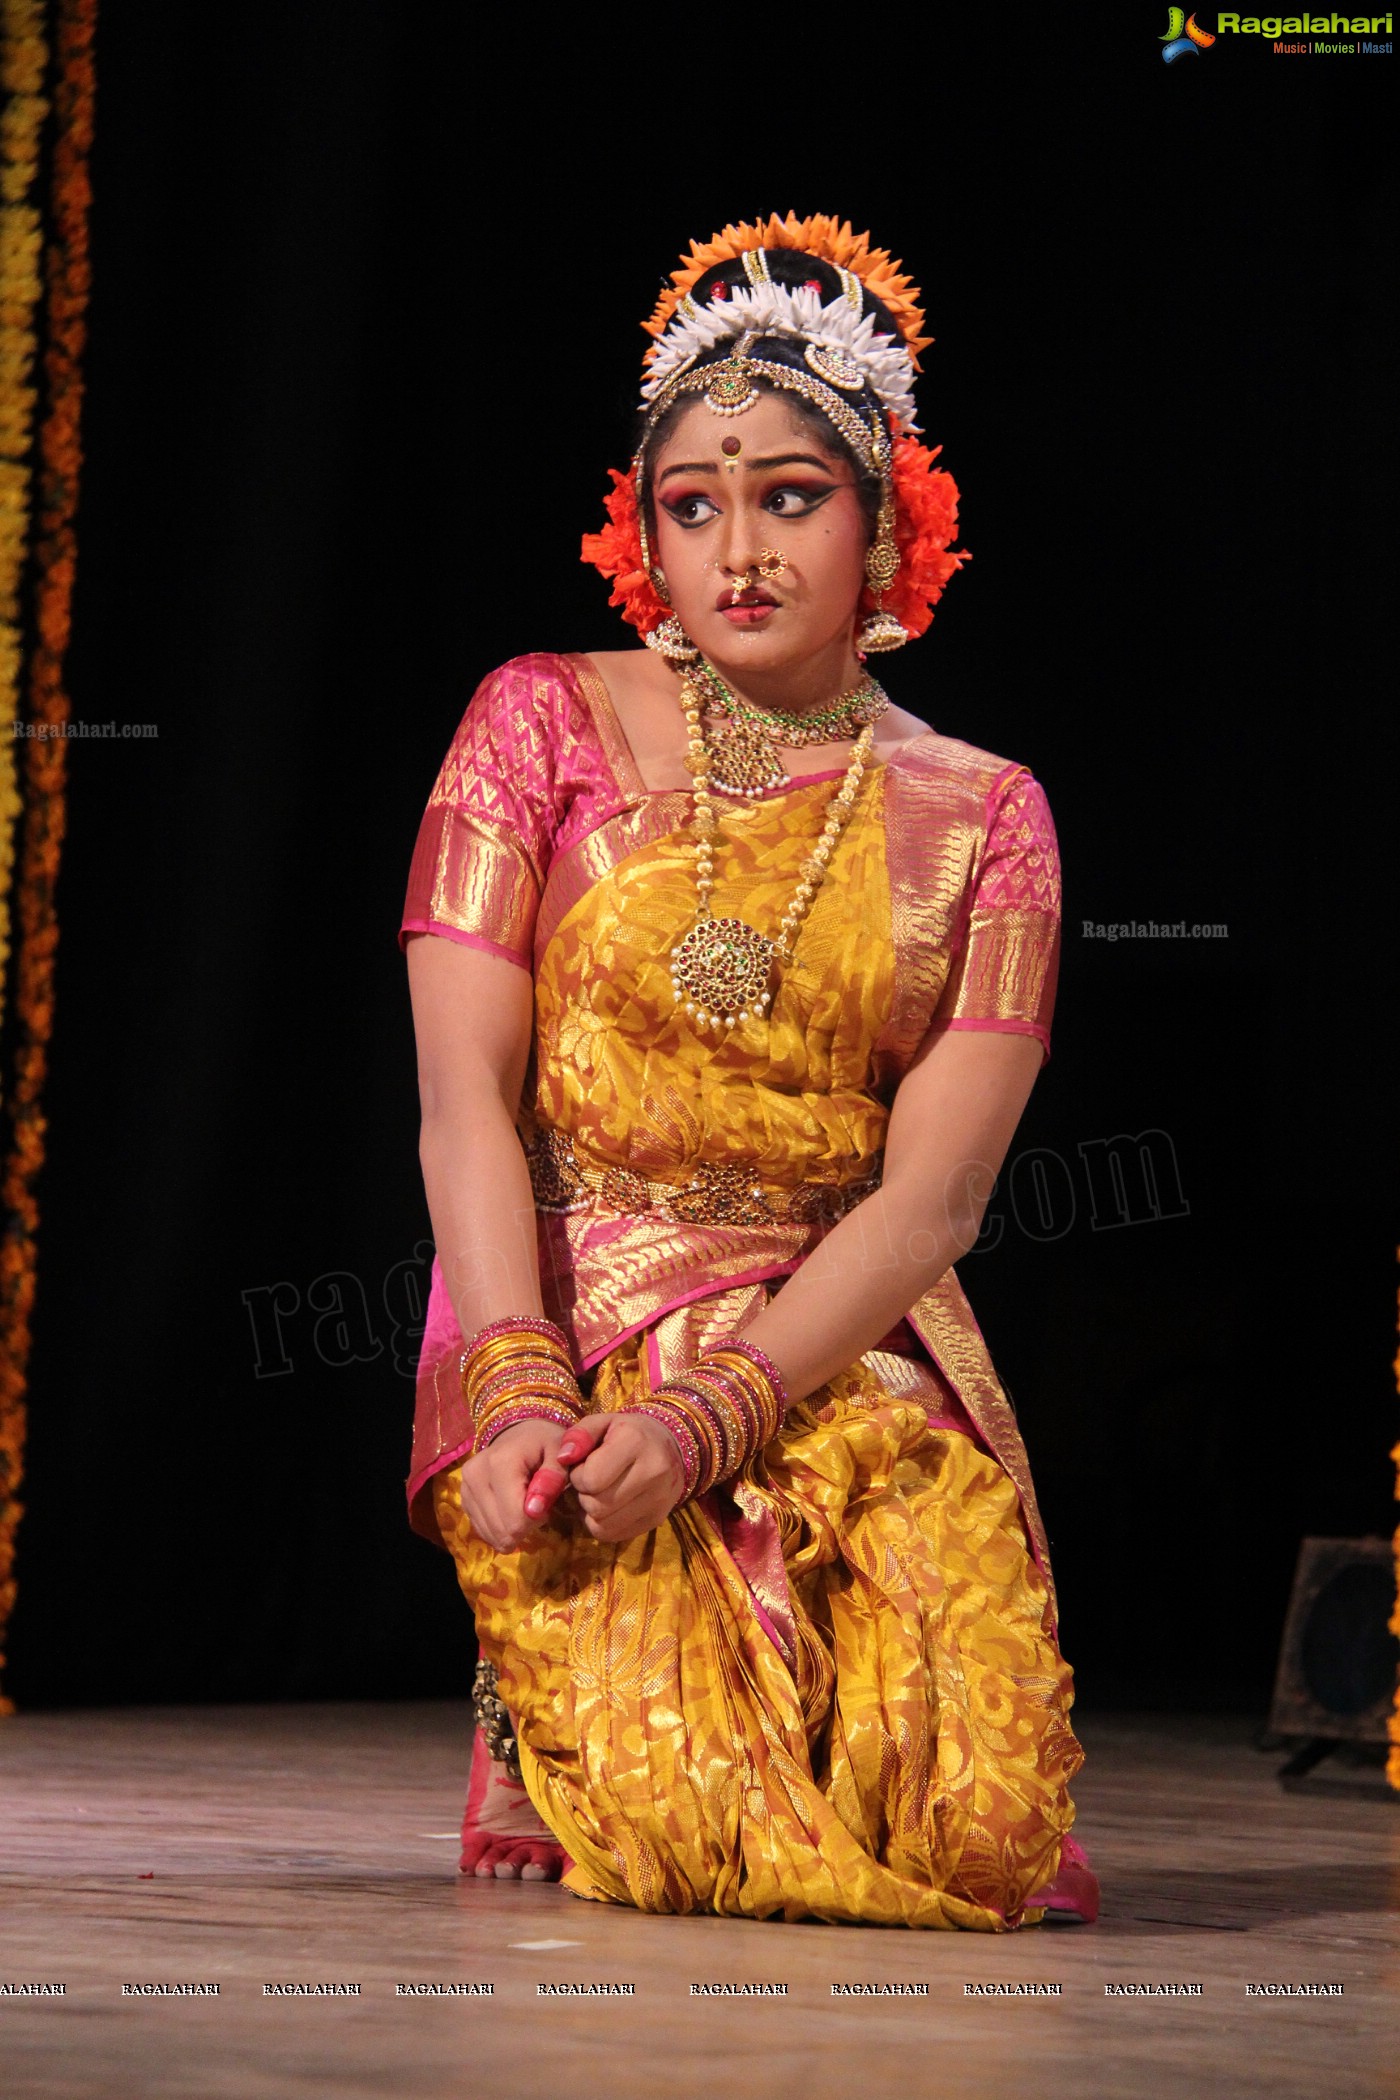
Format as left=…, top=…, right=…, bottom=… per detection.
left=1, top=1703, right=1396, bottom=2099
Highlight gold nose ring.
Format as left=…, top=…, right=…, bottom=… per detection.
left=729, top=550, right=787, bottom=603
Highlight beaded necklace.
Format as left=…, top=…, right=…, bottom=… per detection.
left=668, top=661, right=882, bottom=1032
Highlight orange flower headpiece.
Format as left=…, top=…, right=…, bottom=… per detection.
left=643, top=214, right=932, bottom=370
left=581, top=215, right=968, bottom=647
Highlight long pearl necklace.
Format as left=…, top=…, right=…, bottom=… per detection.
left=668, top=663, right=878, bottom=1033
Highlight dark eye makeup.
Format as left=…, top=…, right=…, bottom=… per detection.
left=660, top=491, right=720, bottom=526
left=660, top=481, right=842, bottom=528
left=764, top=482, right=840, bottom=517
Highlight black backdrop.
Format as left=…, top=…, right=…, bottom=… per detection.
left=7, top=10, right=1395, bottom=1712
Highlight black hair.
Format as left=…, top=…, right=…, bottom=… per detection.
left=634, top=248, right=902, bottom=539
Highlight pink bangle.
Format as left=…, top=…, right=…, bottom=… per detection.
left=626, top=1403, right=702, bottom=1501
left=474, top=1401, right=579, bottom=1452
left=669, top=1372, right=742, bottom=1479
left=706, top=1336, right=791, bottom=1412
left=462, top=1312, right=571, bottom=1360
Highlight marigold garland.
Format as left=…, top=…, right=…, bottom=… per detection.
left=0, top=0, right=48, bottom=1046
left=1389, top=1246, right=1400, bottom=1794
left=581, top=432, right=968, bottom=643
left=0, top=0, right=50, bottom=1718
left=0, top=0, right=96, bottom=1716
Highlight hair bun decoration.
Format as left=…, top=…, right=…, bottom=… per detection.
left=642, top=213, right=932, bottom=368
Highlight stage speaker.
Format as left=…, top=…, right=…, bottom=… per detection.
left=1268, top=1536, right=1399, bottom=1743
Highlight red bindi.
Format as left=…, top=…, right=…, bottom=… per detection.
left=721, top=437, right=741, bottom=456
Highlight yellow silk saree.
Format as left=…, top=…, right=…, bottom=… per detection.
left=400, top=652, right=1081, bottom=1930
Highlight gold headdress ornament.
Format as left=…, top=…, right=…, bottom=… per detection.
left=642, top=213, right=933, bottom=369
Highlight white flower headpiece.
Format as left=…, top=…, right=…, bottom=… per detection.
left=640, top=282, right=921, bottom=436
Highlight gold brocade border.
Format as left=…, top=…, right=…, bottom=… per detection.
left=870, top=733, right=1002, bottom=1095
left=616, top=1284, right=802, bottom=1672
left=413, top=803, right=540, bottom=960
left=533, top=793, right=690, bottom=967
left=948, top=904, right=1060, bottom=1033
left=641, top=1285, right=772, bottom=1384
left=0, top=0, right=97, bottom=1714
left=566, top=653, right=648, bottom=803
left=904, top=1268, right=1057, bottom=1623
left=536, top=1202, right=823, bottom=1372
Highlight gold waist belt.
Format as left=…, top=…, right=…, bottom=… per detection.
left=521, top=1123, right=883, bottom=1230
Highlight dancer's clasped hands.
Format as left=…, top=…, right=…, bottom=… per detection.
left=459, top=1413, right=686, bottom=1551
left=553, top=1413, right=689, bottom=1541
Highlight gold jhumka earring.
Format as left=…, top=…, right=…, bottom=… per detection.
left=645, top=616, right=701, bottom=663
left=855, top=422, right=910, bottom=654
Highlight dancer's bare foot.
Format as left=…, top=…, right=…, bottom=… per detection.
left=1029, top=1834, right=1099, bottom=1924
left=460, top=1726, right=567, bottom=1882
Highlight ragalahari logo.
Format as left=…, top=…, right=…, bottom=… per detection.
left=1161, top=7, right=1218, bottom=55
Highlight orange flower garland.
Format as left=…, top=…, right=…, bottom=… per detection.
left=581, top=432, right=968, bottom=644
left=883, top=433, right=969, bottom=641
left=579, top=467, right=665, bottom=636
left=0, top=0, right=96, bottom=1715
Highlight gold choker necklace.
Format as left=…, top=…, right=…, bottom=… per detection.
left=698, top=663, right=888, bottom=798
left=669, top=663, right=877, bottom=1031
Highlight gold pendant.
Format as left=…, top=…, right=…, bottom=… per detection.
left=705, top=715, right=789, bottom=798
left=670, top=916, right=774, bottom=1028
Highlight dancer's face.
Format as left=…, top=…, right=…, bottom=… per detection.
left=650, top=392, right=870, bottom=680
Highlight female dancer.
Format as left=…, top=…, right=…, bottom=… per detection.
left=400, top=215, right=1097, bottom=1929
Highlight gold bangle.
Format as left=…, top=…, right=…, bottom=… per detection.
left=461, top=1314, right=584, bottom=1442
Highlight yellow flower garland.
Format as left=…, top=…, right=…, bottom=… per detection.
left=0, top=1, right=48, bottom=1038
left=0, top=0, right=95, bottom=1715
left=0, top=0, right=49, bottom=1717
left=1389, top=1248, right=1400, bottom=1794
